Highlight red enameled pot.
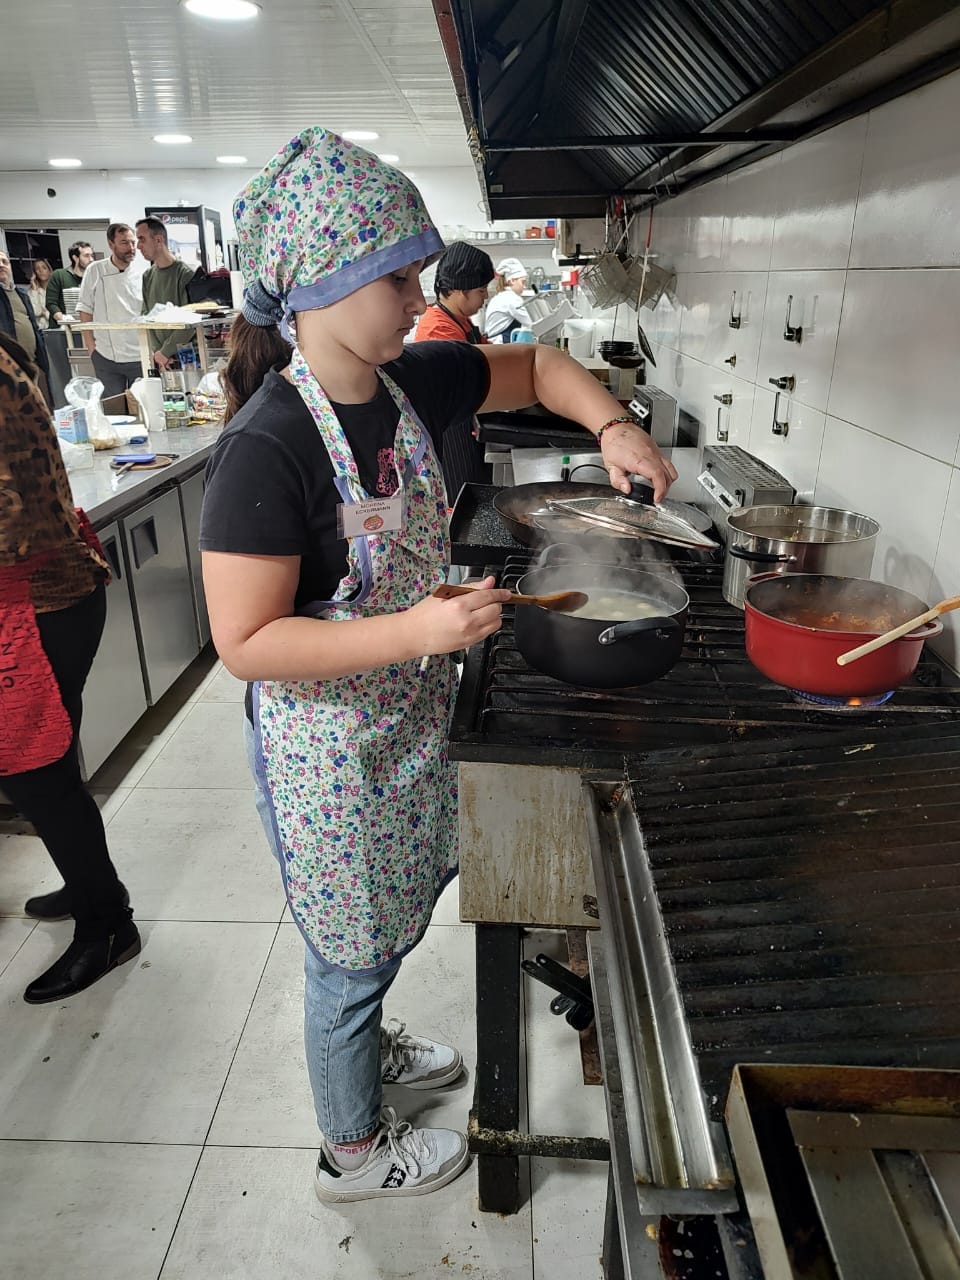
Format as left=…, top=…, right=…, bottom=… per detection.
left=743, top=572, right=943, bottom=696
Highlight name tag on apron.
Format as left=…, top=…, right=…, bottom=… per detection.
left=337, top=492, right=405, bottom=539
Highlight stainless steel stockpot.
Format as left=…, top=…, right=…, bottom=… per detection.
left=722, top=504, right=880, bottom=609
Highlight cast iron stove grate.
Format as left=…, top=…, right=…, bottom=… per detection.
left=448, top=551, right=960, bottom=769
left=622, top=723, right=960, bottom=1121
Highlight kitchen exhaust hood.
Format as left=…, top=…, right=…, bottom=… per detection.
left=432, top=0, right=960, bottom=218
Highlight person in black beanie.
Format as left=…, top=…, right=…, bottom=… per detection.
left=414, top=242, right=495, bottom=501
left=415, top=241, right=494, bottom=345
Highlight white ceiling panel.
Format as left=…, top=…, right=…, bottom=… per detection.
left=0, top=0, right=473, bottom=172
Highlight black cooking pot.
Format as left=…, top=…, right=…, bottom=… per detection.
left=515, top=554, right=689, bottom=688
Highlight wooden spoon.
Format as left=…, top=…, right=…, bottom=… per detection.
left=836, top=594, right=960, bottom=666
left=432, top=583, right=588, bottom=613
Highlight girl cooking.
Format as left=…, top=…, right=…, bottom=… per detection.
left=199, top=127, right=675, bottom=1204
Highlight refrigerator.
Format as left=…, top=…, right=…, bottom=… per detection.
left=143, top=205, right=224, bottom=272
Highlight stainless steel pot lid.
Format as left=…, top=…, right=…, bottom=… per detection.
left=544, top=494, right=718, bottom=549
left=532, top=497, right=712, bottom=540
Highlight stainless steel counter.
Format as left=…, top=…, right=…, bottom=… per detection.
left=68, top=425, right=222, bottom=528
left=63, top=424, right=223, bottom=774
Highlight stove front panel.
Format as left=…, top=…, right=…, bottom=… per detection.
left=458, top=762, right=597, bottom=926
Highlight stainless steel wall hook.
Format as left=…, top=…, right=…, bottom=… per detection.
left=783, top=294, right=802, bottom=343
left=772, top=391, right=789, bottom=437
left=714, top=393, right=732, bottom=442
left=729, top=290, right=742, bottom=329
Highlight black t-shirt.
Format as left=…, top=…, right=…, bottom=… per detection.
left=199, top=341, right=490, bottom=607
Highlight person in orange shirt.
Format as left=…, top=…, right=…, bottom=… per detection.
left=415, top=242, right=495, bottom=500
left=415, top=241, right=493, bottom=346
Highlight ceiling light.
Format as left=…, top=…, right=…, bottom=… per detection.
left=154, top=134, right=193, bottom=145
left=342, top=130, right=379, bottom=142
left=216, top=155, right=248, bottom=164
left=48, top=157, right=82, bottom=168
left=377, top=153, right=400, bottom=163
left=182, top=0, right=260, bottom=19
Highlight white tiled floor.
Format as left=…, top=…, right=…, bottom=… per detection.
left=0, top=653, right=608, bottom=1279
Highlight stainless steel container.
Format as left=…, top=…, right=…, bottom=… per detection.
left=722, top=504, right=880, bottom=608
left=696, top=445, right=795, bottom=543
left=628, top=384, right=678, bottom=448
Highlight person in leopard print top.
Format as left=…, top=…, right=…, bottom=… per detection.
left=0, top=333, right=139, bottom=1005
left=0, top=341, right=108, bottom=610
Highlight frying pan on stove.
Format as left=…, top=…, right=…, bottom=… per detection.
left=494, top=482, right=613, bottom=546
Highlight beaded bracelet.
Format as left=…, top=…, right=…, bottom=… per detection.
left=595, top=414, right=638, bottom=444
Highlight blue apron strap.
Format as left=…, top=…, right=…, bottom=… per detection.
left=250, top=681, right=286, bottom=864
left=404, top=423, right=431, bottom=482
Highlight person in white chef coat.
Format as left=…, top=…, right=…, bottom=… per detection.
left=482, top=256, right=531, bottom=343
left=76, top=222, right=144, bottom=399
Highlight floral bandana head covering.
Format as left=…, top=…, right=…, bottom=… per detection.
left=233, top=126, right=444, bottom=337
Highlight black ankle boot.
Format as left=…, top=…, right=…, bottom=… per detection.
left=23, top=917, right=141, bottom=1005
left=24, top=886, right=72, bottom=921
left=24, top=884, right=131, bottom=923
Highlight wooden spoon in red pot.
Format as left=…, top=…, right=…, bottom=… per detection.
left=836, top=593, right=960, bottom=666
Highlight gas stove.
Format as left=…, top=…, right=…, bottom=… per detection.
left=452, top=542, right=960, bottom=1259
left=448, top=551, right=960, bottom=770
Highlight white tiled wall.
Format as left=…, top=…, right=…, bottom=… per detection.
left=633, top=67, right=960, bottom=666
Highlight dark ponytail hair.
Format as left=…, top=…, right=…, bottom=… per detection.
left=222, top=314, right=292, bottom=422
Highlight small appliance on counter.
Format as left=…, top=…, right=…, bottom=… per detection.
left=628, top=384, right=692, bottom=448
left=696, top=445, right=795, bottom=541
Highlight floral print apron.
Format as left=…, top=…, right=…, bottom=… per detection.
left=252, top=347, right=458, bottom=972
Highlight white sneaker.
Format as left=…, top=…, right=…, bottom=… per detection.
left=380, top=1018, right=464, bottom=1090
left=315, top=1107, right=469, bottom=1203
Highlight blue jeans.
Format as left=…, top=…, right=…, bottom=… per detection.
left=244, top=712, right=400, bottom=1143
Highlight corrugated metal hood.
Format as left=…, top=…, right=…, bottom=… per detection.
left=433, top=0, right=960, bottom=217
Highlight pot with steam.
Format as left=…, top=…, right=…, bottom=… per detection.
left=514, top=547, right=689, bottom=688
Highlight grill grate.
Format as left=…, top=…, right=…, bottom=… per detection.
left=448, top=551, right=960, bottom=768
left=626, top=724, right=960, bottom=1118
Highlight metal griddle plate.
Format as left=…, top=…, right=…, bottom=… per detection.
left=726, top=1064, right=960, bottom=1280
left=545, top=494, right=718, bottom=549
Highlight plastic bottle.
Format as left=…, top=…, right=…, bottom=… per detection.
left=161, top=366, right=188, bottom=429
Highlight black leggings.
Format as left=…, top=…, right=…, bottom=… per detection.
left=2, top=584, right=127, bottom=932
